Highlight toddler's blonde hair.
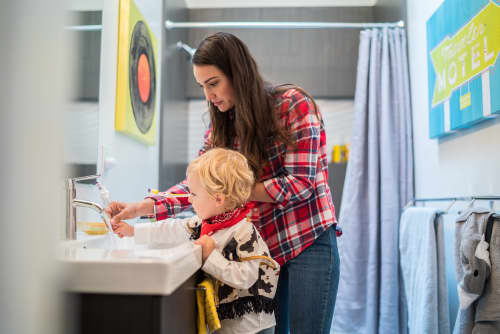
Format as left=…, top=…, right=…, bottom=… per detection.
left=186, top=148, right=255, bottom=209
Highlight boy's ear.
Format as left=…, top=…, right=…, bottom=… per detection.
left=214, top=193, right=226, bottom=207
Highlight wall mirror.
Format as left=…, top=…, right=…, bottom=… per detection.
left=65, top=2, right=103, bottom=182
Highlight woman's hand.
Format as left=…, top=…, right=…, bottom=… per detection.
left=105, top=199, right=154, bottom=227
left=194, top=235, right=216, bottom=262
left=113, top=221, right=134, bottom=238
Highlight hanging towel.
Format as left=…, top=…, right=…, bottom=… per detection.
left=196, top=278, right=221, bottom=334
left=442, top=213, right=460, bottom=331
left=399, top=207, right=450, bottom=334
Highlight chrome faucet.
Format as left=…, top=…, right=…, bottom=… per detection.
left=66, top=174, right=111, bottom=240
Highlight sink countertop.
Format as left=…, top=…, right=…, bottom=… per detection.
left=59, top=233, right=202, bottom=295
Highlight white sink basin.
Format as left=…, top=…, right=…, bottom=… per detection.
left=59, top=233, right=202, bottom=295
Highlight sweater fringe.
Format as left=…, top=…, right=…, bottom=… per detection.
left=217, top=296, right=276, bottom=321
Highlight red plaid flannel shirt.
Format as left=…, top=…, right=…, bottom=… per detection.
left=149, top=88, right=337, bottom=265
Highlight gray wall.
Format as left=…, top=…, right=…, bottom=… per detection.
left=160, top=0, right=190, bottom=189
left=185, top=7, right=375, bottom=99
left=374, top=0, right=406, bottom=23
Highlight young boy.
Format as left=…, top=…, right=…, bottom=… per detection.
left=113, top=148, right=279, bottom=334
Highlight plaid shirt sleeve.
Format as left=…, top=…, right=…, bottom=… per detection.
left=262, top=91, right=321, bottom=209
left=147, top=127, right=213, bottom=220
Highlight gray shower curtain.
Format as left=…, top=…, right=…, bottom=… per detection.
left=332, top=28, right=414, bottom=334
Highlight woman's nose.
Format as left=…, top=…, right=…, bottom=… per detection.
left=203, top=88, right=215, bottom=101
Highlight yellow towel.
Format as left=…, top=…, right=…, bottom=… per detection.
left=196, top=278, right=221, bottom=334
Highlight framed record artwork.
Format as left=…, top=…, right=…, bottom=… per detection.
left=115, top=0, right=157, bottom=145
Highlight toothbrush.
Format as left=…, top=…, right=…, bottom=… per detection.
left=138, top=190, right=190, bottom=220
left=96, top=181, right=114, bottom=233
left=165, top=193, right=190, bottom=198
left=148, top=188, right=190, bottom=198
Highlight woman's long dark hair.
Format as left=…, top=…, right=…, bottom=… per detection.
left=192, top=32, right=319, bottom=179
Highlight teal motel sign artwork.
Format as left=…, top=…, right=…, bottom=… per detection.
left=426, top=0, right=500, bottom=138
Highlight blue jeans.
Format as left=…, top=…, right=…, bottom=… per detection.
left=275, top=226, right=340, bottom=334
left=256, top=326, right=275, bottom=334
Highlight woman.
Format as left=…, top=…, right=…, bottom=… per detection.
left=107, top=32, right=340, bottom=334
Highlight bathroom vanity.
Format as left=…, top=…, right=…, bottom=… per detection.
left=59, top=234, right=202, bottom=334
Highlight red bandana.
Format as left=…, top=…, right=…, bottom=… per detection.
left=200, top=202, right=256, bottom=237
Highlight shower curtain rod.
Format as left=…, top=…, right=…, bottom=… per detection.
left=65, top=25, right=102, bottom=31
left=165, top=19, right=404, bottom=30
left=66, top=19, right=404, bottom=31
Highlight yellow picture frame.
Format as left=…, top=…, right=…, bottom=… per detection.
left=115, top=0, right=158, bottom=145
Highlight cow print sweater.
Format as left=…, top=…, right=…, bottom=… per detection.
left=187, top=216, right=280, bottom=321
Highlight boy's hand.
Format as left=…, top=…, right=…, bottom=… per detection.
left=194, top=235, right=215, bottom=262
left=106, top=199, right=155, bottom=227
left=113, top=221, right=134, bottom=238
left=106, top=201, right=139, bottom=227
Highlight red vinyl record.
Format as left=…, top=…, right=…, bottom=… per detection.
left=129, top=20, right=156, bottom=134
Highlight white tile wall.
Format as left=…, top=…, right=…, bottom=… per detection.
left=319, top=99, right=355, bottom=162
left=65, top=102, right=99, bottom=164
left=187, top=99, right=354, bottom=163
